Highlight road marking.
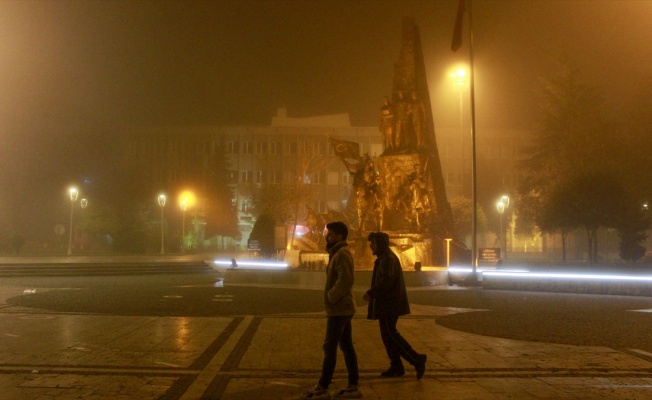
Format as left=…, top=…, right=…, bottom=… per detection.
left=179, top=315, right=254, bottom=400
left=163, top=295, right=183, bottom=299
left=629, top=308, right=652, bottom=313
left=629, top=348, right=652, bottom=358
left=155, top=361, right=181, bottom=367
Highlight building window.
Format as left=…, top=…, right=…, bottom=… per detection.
left=342, top=172, right=351, bottom=185
left=226, top=141, right=239, bottom=154
left=255, top=170, right=264, bottom=183
left=242, top=142, right=254, bottom=154
left=269, top=142, right=279, bottom=155
left=313, top=171, right=324, bottom=184
left=228, top=171, right=238, bottom=183
left=241, top=200, right=252, bottom=213
left=255, top=142, right=266, bottom=155
left=298, top=142, right=307, bottom=154
left=285, top=142, right=297, bottom=155
left=241, top=170, right=253, bottom=183
left=269, top=170, right=281, bottom=184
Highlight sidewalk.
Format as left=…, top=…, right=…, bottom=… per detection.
left=1, top=285, right=652, bottom=399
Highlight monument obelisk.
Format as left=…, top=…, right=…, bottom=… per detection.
left=376, top=17, right=459, bottom=265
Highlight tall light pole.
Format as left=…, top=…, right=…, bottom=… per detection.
left=67, top=187, right=79, bottom=255
left=451, top=67, right=468, bottom=197
left=80, top=198, right=88, bottom=251
left=158, top=194, right=166, bottom=254
left=496, top=195, right=510, bottom=262
left=180, top=198, right=188, bottom=253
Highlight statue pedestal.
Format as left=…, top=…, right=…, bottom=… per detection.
left=350, top=231, right=432, bottom=271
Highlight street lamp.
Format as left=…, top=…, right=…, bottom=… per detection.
left=180, top=197, right=188, bottom=253
left=444, top=238, right=453, bottom=268
left=80, top=198, right=88, bottom=251
left=496, top=195, right=510, bottom=262
left=67, top=187, right=79, bottom=255
left=158, top=194, right=167, bottom=254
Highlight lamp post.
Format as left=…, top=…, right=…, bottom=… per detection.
left=496, top=195, right=510, bottom=262
left=158, top=194, right=166, bottom=254
left=444, top=238, right=453, bottom=268
left=180, top=198, right=188, bottom=253
left=67, top=187, right=79, bottom=255
left=451, top=67, right=468, bottom=197
left=80, top=198, right=88, bottom=251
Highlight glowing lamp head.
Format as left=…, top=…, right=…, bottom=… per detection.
left=178, top=191, right=196, bottom=209
left=158, top=194, right=167, bottom=207
left=80, top=198, right=88, bottom=209
left=69, top=187, right=79, bottom=202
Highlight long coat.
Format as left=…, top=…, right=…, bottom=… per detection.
left=324, top=241, right=356, bottom=316
left=366, top=249, right=410, bottom=320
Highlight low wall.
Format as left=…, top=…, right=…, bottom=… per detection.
left=223, top=269, right=448, bottom=288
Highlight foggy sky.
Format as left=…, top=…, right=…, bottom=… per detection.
left=1, top=0, right=651, bottom=138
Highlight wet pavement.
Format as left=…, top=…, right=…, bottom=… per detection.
left=1, top=273, right=652, bottom=399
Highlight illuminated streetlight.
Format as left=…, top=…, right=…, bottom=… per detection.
left=444, top=238, right=453, bottom=268
left=496, top=195, right=510, bottom=263
left=67, top=187, right=79, bottom=255
left=180, top=197, right=188, bottom=253
left=158, top=194, right=167, bottom=254
left=80, top=198, right=88, bottom=251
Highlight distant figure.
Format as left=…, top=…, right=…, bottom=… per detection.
left=230, top=259, right=238, bottom=269
left=363, top=231, right=427, bottom=380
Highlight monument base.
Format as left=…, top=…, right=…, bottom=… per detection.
left=349, top=231, right=433, bottom=271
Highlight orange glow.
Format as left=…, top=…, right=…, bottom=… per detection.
left=178, top=191, right=196, bottom=209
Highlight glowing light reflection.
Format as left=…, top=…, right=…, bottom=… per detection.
left=483, top=271, right=652, bottom=282
left=213, top=259, right=288, bottom=269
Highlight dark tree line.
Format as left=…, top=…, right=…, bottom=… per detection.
left=517, top=61, right=651, bottom=264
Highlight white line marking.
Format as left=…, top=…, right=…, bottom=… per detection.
left=629, top=348, right=652, bottom=358
left=155, top=361, right=181, bottom=367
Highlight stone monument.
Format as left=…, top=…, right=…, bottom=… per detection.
left=331, top=17, right=466, bottom=268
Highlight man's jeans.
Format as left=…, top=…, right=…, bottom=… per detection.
left=319, top=315, right=359, bottom=388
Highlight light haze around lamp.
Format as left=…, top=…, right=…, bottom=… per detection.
left=496, top=195, right=510, bottom=262
left=80, top=198, right=88, bottom=251
left=158, top=194, right=166, bottom=254
left=450, top=67, right=468, bottom=197
left=180, top=197, right=188, bottom=253
left=178, top=191, right=195, bottom=253
left=67, top=186, right=79, bottom=255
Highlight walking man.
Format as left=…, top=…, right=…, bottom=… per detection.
left=363, top=231, right=427, bottom=379
left=301, top=222, right=362, bottom=399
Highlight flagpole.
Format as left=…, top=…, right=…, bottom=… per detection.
left=468, top=0, right=479, bottom=283
left=456, top=0, right=478, bottom=283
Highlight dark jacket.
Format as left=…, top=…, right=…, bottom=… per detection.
left=324, top=241, right=356, bottom=316
left=366, top=249, right=410, bottom=320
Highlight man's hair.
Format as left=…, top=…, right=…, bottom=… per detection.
left=367, top=231, right=390, bottom=250
left=326, top=221, right=349, bottom=240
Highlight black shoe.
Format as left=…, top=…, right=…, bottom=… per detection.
left=415, top=354, right=427, bottom=380
left=380, top=367, right=405, bottom=378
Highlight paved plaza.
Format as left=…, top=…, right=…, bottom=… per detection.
left=1, top=276, right=652, bottom=399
